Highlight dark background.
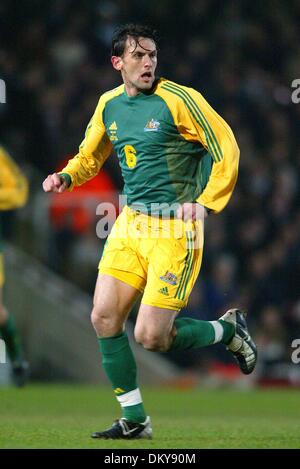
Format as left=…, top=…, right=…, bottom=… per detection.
left=1, top=0, right=300, bottom=384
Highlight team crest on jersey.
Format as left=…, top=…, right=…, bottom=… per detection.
left=144, top=118, right=160, bottom=132
left=160, top=272, right=178, bottom=285
left=108, top=121, right=118, bottom=141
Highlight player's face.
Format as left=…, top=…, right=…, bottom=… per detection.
left=112, top=37, right=157, bottom=95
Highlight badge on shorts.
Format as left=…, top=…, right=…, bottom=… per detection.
left=159, top=272, right=177, bottom=285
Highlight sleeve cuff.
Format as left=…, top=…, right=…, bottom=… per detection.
left=59, top=172, right=72, bottom=188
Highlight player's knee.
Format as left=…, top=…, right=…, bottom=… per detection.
left=144, top=336, right=169, bottom=352
left=135, top=328, right=168, bottom=352
left=90, top=307, right=103, bottom=332
left=91, top=307, right=121, bottom=337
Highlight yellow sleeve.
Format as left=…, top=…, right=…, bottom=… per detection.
left=157, top=80, right=240, bottom=213
left=182, top=86, right=240, bottom=213
left=59, top=95, right=113, bottom=191
left=0, top=147, right=29, bottom=210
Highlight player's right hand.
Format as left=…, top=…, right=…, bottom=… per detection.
left=42, top=173, right=67, bottom=193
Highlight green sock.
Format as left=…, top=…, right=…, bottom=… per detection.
left=170, top=317, right=235, bottom=350
left=0, top=314, right=23, bottom=362
left=98, top=332, right=146, bottom=423
left=219, top=319, right=236, bottom=345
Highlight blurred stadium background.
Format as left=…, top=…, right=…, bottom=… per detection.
left=0, top=0, right=300, bottom=392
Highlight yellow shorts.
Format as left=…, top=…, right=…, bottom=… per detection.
left=98, top=206, right=204, bottom=311
left=0, top=253, right=4, bottom=288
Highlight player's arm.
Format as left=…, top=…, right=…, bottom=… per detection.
left=0, top=146, right=29, bottom=210
left=183, top=87, right=240, bottom=214
left=43, top=95, right=112, bottom=193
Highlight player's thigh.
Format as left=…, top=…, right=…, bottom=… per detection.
left=93, top=273, right=141, bottom=314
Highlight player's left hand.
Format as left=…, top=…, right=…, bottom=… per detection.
left=177, top=202, right=208, bottom=222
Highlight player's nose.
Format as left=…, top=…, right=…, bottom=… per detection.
left=143, top=55, right=152, bottom=67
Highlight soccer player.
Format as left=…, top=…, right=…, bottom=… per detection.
left=42, top=24, right=257, bottom=439
left=0, top=145, right=29, bottom=386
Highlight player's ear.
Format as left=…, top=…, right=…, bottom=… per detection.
left=111, top=56, right=123, bottom=71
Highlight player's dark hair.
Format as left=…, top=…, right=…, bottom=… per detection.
left=111, top=24, right=159, bottom=57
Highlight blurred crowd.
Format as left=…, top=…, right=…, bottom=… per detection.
left=1, top=0, right=300, bottom=384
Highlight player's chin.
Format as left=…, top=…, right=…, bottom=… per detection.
left=137, top=78, right=155, bottom=90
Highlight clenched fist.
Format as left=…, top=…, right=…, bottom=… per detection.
left=42, top=173, right=67, bottom=193
left=176, top=202, right=208, bottom=222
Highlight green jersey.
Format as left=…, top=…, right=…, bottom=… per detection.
left=61, top=78, right=239, bottom=214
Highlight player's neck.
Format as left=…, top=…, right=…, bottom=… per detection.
left=124, top=82, right=140, bottom=97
